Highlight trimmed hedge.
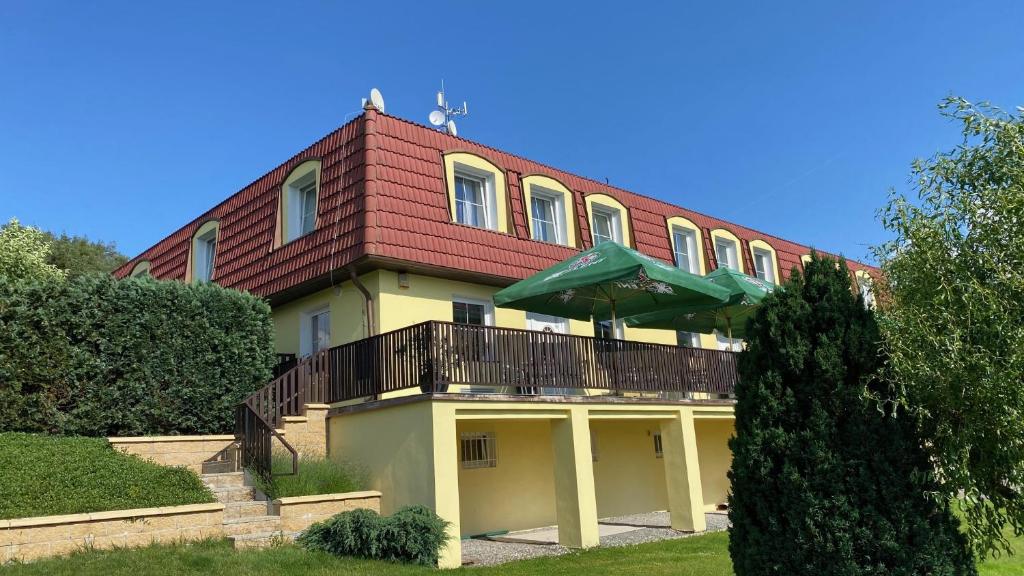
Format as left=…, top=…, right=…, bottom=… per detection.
left=298, top=505, right=449, bottom=567
left=0, top=274, right=274, bottom=436
left=0, top=433, right=215, bottom=519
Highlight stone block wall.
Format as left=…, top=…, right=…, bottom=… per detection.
left=279, top=404, right=328, bottom=458
left=272, top=491, right=381, bottom=533
left=109, top=435, right=237, bottom=473
left=0, top=503, right=224, bottom=563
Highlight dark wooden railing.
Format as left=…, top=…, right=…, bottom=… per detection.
left=323, top=321, right=738, bottom=403
left=235, top=403, right=297, bottom=482
left=236, top=320, right=738, bottom=478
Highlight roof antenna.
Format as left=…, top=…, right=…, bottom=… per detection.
left=428, top=80, right=468, bottom=136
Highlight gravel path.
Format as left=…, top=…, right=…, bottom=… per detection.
left=460, top=511, right=730, bottom=567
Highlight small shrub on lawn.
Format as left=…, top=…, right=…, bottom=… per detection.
left=254, top=455, right=367, bottom=500
left=298, top=505, right=449, bottom=567
left=0, top=433, right=215, bottom=519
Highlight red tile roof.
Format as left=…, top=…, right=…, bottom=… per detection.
left=115, top=107, right=875, bottom=300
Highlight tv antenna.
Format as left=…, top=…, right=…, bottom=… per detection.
left=429, top=80, right=468, bottom=136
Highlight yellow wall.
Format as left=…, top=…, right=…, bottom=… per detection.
left=694, top=418, right=734, bottom=511
left=584, top=193, right=632, bottom=248
left=271, top=275, right=373, bottom=355
left=443, top=152, right=509, bottom=234
left=456, top=419, right=557, bottom=536
left=591, top=420, right=668, bottom=517
left=521, top=175, right=577, bottom=248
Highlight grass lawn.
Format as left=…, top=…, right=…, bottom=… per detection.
left=0, top=433, right=214, bottom=520
left=1, top=530, right=1018, bottom=576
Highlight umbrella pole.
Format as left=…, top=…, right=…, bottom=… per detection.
left=727, top=316, right=735, bottom=352
left=611, top=300, right=617, bottom=339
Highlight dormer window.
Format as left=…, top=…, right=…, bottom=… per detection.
left=752, top=248, right=776, bottom=283
left=191, top=221, right=219, bottom=283
left=672, top=226, right=699, bottom=273
left=281, top=160, right=321, bottom=244
left=856, top=272, right=875, bottom=309
left=130, top=260, right=151, bottom=278
left=715, top=238, right=738, bottom=271
left=454, top=172, right=491, bottom=228
left=591, top=205, right=622, bottom=245
left=531, top=193, right=558, bottom=242
left=443, top=153, right=507, bottom=233
left=522, top=175, right=576, bottom=247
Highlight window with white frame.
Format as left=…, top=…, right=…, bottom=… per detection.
left=452, top=298, right=493, bottom=326
left=454, top=166, right=497, bottom=230
left=858, top=276, right=875, bottom=309
left=300, top=307, right=331, bottom=357
left=677, top=331, right=701, bottom=348
left=591, top=205, right=622, bottom=245
left=752, top=248, right=776, bottom=283
left=653, top=432, right=664, bottom=458
left=672, top=226, right=699, bottom=273
left=193, top=228, right=217, bottom=282
left=715, top=237, right=739, bottom=271
left=529, top=187, right=566, bottom=245
left=460, top=432, right=496, bottom=469
left=286, top=169, right=318, bottom=242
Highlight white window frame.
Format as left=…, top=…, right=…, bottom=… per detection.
left=453, top=164, right=498, bottom=231
left=460, top=431, right=497, bottom=469
left=591, top=204, right=623, bottom=245
left=451, top=296, right=495, bottom=326
left=299, top=306, right=331, bottom=357
left=194, top=228, right=217, bottom=282
left=286, top=169, right=318, bottom=242
left=671, top=226, right=699, bottom=273
left=715, top=238, right=738, bottom=271
left=752, top=248, right=776, bottom=284
left=526, top=312, right=569, bottom=334
left=529, top=186, right=567, bottom=245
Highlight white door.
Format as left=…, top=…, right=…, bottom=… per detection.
left=525, top=313, right=575, bottom=395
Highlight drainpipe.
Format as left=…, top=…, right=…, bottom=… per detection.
left=348, top=265, right=375, bottom=337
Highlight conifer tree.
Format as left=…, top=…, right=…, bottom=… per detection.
left=727, top=253, right=975, bottom=576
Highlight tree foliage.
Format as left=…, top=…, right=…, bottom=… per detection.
left=0, top=274, right=274, bottom=436
left=728, top=253, right=975, bottom=575
left=0, top=218, right=65, bottom=283
left=874, top=97, right=1024, bottom=555
left=43, top=230, right=128, bottom=277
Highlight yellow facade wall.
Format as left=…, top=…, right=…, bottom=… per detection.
left=591, top=420, right=668, bottom=518
left=456, top=419, right=557, bottom=536
left=694, top=418, right=734, bottom=511
left=271, top=274, right=375, bottom=356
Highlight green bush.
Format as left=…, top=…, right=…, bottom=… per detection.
left=728, top=253, right=976, bottom=575
left=0, top=433, right=215, bottom=519
left=254, top=456, right=367, bottom=500
left=298, top=505, right=449, bottom=567
left=0, top=273, right=274, bottom=436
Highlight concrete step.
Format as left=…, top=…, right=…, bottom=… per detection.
left=201, top=472, right=245, bottom=489
left=230, top=530, right=298, bottom=550
left=223, top=516, right=283, bottom=537
left=224, top=501, right=271, bottom=521
left=209, top=486, right=256, bottom=503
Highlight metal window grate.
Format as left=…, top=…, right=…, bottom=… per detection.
left=653, top=432, right=664, bottom=458
left=460, top=432, right=496, bottom=469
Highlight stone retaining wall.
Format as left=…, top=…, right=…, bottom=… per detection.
left=279, top=404, right=329, bottom=457
left=272, top=491, right=382, bottom=533
left=0, top=503, right=225, bottom=563
left=109, top=435, right=237, bottom=474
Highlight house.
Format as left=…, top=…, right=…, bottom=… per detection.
left=115, top=102, right=876, bottom=567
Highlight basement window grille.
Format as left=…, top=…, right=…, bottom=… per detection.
left=653, top=432, right=664, bottom=458
left=460, top=432, right=496, bottom=469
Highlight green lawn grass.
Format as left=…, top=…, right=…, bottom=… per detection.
left=0, top=433, right=215, bottom=520
left=2, top=530, right=1018, bottom=576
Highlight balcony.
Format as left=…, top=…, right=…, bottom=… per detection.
left=253, top=321, right=738, bottom=420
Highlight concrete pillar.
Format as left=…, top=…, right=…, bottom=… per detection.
left=661, top=408, right=706, bottom=532
left=430, top=403, right=462, bottom=569
left=550, top=407, right=599, bottom=548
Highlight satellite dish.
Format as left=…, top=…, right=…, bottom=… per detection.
left=428, top=110, right=445, bottom=126
left=369, top=88, right=385, bottom=112
left=446, top=120, right=457, bottom=137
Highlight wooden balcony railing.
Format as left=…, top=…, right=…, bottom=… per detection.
left=322, top=321, right=738, bottom=403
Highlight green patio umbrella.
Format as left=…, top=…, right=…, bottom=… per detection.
left=624, top=267, right=777, bottom=349
left=493, top=242, right=730, bottom=326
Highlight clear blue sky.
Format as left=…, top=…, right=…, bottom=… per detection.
left=2, top=2, right=1021, bottom=263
